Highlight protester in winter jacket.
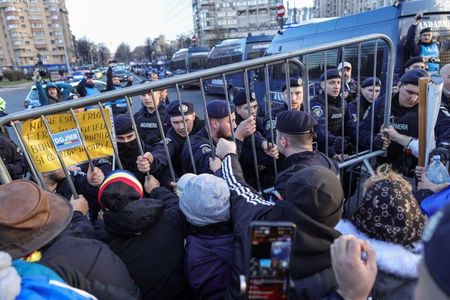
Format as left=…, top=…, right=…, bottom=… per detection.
left=99, top=170, right=190, bottom=300
left=0, top=180, right=139, bottom=299
left=0, top=136, right=27, bottom=179
left=214, top=138, right=344, bottom=299
left=336, top=165, right=426, bottom=300
left=33, top=70, right=72, bottom=106
left=177, top=172, right=234, bottom=300
left=106, top=62, right=133, bottom=115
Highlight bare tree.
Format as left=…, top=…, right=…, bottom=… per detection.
left=114, top=43, right=132, bottom=63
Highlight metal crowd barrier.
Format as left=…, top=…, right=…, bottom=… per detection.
left=0, top=33, right=395, bottom=207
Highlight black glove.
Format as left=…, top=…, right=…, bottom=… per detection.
left=333, top=136, right=354, bottom=154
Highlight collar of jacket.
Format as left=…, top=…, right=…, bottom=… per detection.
left=335, top=219, right=422, bottom=279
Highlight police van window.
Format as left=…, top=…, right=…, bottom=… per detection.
left=188, top=53, right=208, bottom=70
left=272, top=62, right=302, bottom=81
left=246, top=42, right=271, bottom=60
left=206, top=43, right=242, bottom=68
left=303, top=49, right=338, bottom=81
left=341, top=41, right=386, bottom=79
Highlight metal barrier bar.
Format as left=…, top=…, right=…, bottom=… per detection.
left=222, top=74, right=236, bottom=143
left=324, top=50, right=329, bottom=157
left=264, top=64, right=278, bottom=176
left=304, top=55, right=311, bottom=114
left=340, top=46, right=346, bottom=156
left=243, top=68, right=262, bottom=192
left=175, top=84, right=197, bottom=175
left=69, top=109, right=94, bottom=170
left=369, top=40, right=379, bottom=152
left=41, top=115, right=79, bottom=198
left=199, top=78, right=215, bottom=157
left=284, top=60, right=292, bottom=110
left=97, top=103, right=123, bottom=169
left=355, top=43, right=362, bottom=155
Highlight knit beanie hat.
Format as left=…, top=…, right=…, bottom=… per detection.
left=352, top=178, right=426, bottom=245
left=98, top=170, right=143, bottom=211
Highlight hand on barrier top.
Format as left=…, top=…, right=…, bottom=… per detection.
left=215, top=138, right=237, bottom=159
left=331, top=235, right=377, bottom=300
left=144, top=175, right=160, bottom=194
left=87, top=166, right=105, bottom=187
left=333, top=136, right=354, bottom=154
left=373, top=133, right=391, bottom=151
left=137, top=152, right=153, bottom=174
left=70, top=194, right=89, bottom=216
left=235, top=116, right=256, bottom=141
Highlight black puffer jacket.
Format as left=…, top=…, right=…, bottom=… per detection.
left=103, top=188, right=190, bottom=300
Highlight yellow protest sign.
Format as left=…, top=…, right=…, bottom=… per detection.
left=22, top=108, right=114, bottom=173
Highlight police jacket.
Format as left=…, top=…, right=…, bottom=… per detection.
left=0, top=136, right=26, bottom=180
left=436, top=94, right=450, bottom=146
left=274, top=151, right=339, bottom=200
left=359, top=93, right=423, bottom=176
left=261, top=104, right=288, bottom=142
left=134, top=105, right=168, bottom=148
left=181, top=127, right=243, bottom=174
left=348, top=94, right=372, bottom=124
left=343, top=78, right=358, bottom=103
left=150, top=117, right=204, bottom=185
left=310, top=92, right=355, bottom=157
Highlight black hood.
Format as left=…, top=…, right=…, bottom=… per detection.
left=104, top=198, right=165, bottom=238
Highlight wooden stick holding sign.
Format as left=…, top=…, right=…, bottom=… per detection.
left=418, top=77, right=430, bottom=167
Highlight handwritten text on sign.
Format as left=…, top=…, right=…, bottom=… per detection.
left=22, top=109, right=113, bottom=173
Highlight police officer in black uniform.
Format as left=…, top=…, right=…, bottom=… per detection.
left=310, top=69, right=355, bottom=160
left=272, top=110, right=339, bottom=200
left=359, top=69, right=440, bottom=177
left=0, top=136, right=27, bottom=180
left=134, top=90, right=168, bottom=150
left=234, top=91, right=279, bottom=188
left=262, top=78, right=304, bottom=142
left=348, top=77, right=382, bottom=124
left=136, top=101, right=204, bottom=187
left=181, top=100, right=255, bottom=174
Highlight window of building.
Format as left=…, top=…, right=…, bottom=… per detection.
left=29, top=14, right=41, bottom=20
left=6, top=15, right=18, bottom=20
left=13, top=40, right=22, bottom=45
left=33, top=31, right=44, bottom=37
left=5, top=6, right=17, bottom=12
left=51, top=14, right=59, bottom=19
left=31, top=23, right=43, bottom=28
left=34, top=39, right=46, bottom=45
left=52, top=23, right=60, bottom=28
left=7, top=24, right=18, bottom=29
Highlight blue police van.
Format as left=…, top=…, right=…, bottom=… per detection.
left=254, top=0, right=450, bottom=114
left=170, top=47, right=210, bottom=76
left=204, top=34, right=273, bottom=101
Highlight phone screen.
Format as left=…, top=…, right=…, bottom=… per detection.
left=248, top=222, right=295, bottom=300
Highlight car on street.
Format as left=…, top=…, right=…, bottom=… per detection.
left=24, top=80, right=107, bottom=109
left=112, top=68, right=129, bottom=82
left=92, top=69, right=103, bottom=80
left=70, top=71, right=84, bottom=81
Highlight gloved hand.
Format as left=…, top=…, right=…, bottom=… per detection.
left=333, top=136, right=354, bottom=154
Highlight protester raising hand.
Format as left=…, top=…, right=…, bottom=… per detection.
left=331, top=235, right=377, bottom=300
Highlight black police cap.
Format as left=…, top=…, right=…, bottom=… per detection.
left=399, top=69, right=429, bottom=86
left=233, top=90, right=257, bottom=106
left=403, top=56, right=425, bottom=69
left=167, top=101, right=194, bottom=117
left=276, top=110, right=318, bottom=135
left=319, top=69, right=341, bottom=82
left=420, top=27, right=432, bottom=35
left=207, top=100, right=235, bottom=119
left=361, top=77, right=382, bottom=88
left=281, top=78, right=303, bottom=92
left=114, top=114, right=133, bottom=135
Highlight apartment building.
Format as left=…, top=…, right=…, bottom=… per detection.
left=0, top=0, right=74, bottom=68
left=313, top=0, right=396, bottom=18
left=192, top=0, right=280, bottom=47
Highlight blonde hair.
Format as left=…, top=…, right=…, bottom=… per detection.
left=363, top=164, right=413, bottom=193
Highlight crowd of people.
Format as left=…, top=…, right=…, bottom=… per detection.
left=0, top=12, right=450, bottom=300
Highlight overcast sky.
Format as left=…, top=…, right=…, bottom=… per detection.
left=65, top=0, right=313, bottom=52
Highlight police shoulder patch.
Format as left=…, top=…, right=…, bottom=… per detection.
left=311, top=105, right=323, bottom=118
left=363, top=109, right=370, bottom=120
left=200, top=144, right=211, bottom=154
left=265, top=119, right=277, bottom=131
left=441, top=106, right=450, bottom=118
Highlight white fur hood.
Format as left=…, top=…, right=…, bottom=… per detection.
left=335, top=219, right=423, bottom=279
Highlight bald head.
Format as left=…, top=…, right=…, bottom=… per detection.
left=440, top=64, right=450, bottom=96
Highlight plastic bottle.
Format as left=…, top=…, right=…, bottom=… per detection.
left=427, top=155, right=450, bottom=184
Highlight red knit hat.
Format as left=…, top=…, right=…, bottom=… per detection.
left=98, top=170, right=143, bottom=211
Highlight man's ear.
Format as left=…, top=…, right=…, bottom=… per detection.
left=320, top=81, right=325, bottom=91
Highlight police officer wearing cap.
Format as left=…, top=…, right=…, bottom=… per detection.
left=234, top=90, right=279, bottom=188
left=360, top=69, right=449, bottom=176
left=407, top=12, right=450, bottom=76
left=262, top=77, right=304, bottom=141
left=134, top=90, right=168, bottom=150
left=136, top=101, right=204, bottom=187
left=272, top=110, right=338, bottom=200
left=348, top=77, right=382, bottom=124
left=310, top=69, right=355, bottom=160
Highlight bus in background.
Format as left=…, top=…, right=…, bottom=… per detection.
left=254, top=0, right=450, bottom=114
left=204, top=34, right=273, bottom=101
left=170, top=47, right=210, bottom=76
